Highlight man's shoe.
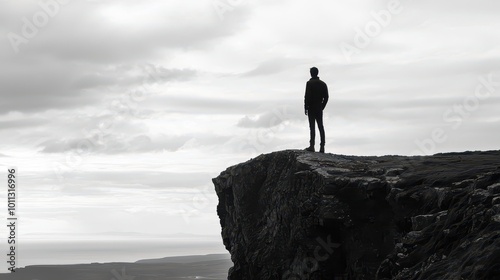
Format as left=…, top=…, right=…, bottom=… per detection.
left=304, top=146, right=315, bottom=152
left=319, top=146, right=325, bottom=153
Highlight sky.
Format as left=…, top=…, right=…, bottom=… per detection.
left=0, top=0, right=499, bottom=267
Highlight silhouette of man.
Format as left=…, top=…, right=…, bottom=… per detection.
left=304, top=67, right=328, bottom=153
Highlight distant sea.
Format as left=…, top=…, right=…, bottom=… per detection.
left=8, top=239, right=227, bottom=270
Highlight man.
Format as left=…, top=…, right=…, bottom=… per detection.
left=304, top=67, right=328, bottom=153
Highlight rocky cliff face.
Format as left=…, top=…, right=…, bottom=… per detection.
left=213, top=150, right=500, bottom=279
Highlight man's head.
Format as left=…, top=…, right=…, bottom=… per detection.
left=310, top=67, right=319, bottom=78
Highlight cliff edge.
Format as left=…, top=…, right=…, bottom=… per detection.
left=213, top=150, right=500, bottom=279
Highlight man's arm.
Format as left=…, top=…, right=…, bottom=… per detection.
left=322, top=82, right=329, bottom=110
left=304, top=82, right=310, bottom=115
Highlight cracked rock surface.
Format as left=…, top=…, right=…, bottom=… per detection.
left=213, top=150, right=500, bottom=279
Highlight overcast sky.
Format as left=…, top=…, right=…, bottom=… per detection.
left=1, top=0, right=499, bottom=266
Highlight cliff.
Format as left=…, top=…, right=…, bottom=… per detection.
left=213, top=150, right=500, bottom=279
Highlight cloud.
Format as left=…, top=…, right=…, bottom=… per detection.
left=0, top=118, right=48, bottom=130
left=147, top=95, right=266, bottom=115
left=236, top=106, right=299, bottom=128
left=0, top=0, right=246, bottom=115
left=0, top=61, right=199, bottom=114
left=38, top=132, right=232, bottom=154
left=242, top=57, right=310, bottom=77
left=38, top=134, right=183, bottom=154
left=1, top=1, right=250, bottom=61
left=52, top=170, right=214, bottom=192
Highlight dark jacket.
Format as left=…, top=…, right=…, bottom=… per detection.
left=304, top=77, right=328, bottom=112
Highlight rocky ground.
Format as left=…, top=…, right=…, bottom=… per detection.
left=213, top=150, right=500, bottom=279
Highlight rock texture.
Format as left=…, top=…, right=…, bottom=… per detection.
left=213, top=150, right=500, bottom=279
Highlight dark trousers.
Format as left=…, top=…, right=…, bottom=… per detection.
left=308, top=110, right=325, bottom=147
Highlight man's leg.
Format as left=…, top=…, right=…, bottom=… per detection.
left=316, top=110, right=325, bottom=152
left=308, top=112, right=316, bottom=149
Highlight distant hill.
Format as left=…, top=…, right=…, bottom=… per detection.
left=0, top=254, right=232, bottom=280
left=136, top=253, right=230, bottom=264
